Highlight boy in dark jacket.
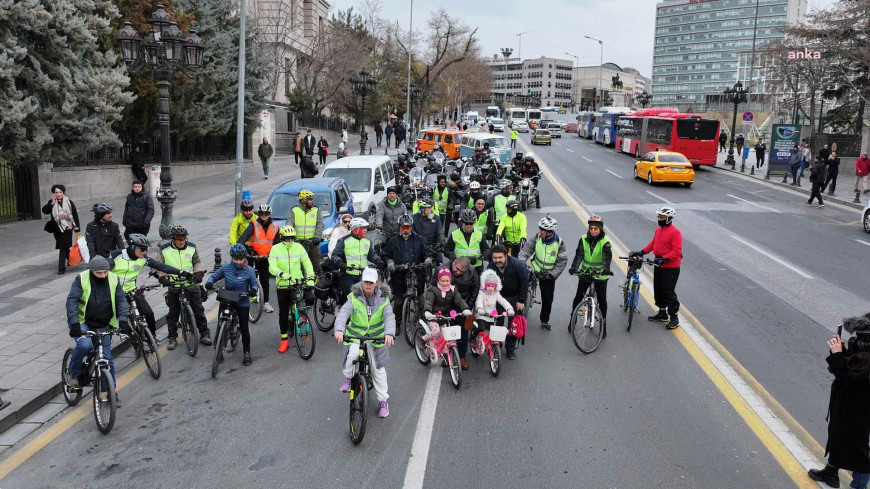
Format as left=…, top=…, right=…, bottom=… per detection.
left=86, top=203, right=125, bottom=259
left=122, top=181, right=154, bottom=243
left=808, top=157, right=828, bottom=208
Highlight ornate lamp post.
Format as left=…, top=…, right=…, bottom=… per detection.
left=723, top=81, right=748, bottom=170
left=115, top=5, right=205, bottom=239
left=349, top=68, right=378, bottom=154
left=637, top=91, right=651, bottom=108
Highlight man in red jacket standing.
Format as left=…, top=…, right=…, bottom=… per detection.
left=856, top=152, right=870, bottom=194
left=631, top=207, right=682, bottom=330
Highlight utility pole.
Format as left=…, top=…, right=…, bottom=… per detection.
left=234, top=0, right=247, bottom=213
left=516, top=30, right=532, bottom=60
left=747, top=0, right=760, bottom=105
left=405, top=0, right=414, bottom=138
left=585, top=36, right=604, bottom=110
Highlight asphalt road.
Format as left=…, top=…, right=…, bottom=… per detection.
left=0, top=142, right=834, bottom=489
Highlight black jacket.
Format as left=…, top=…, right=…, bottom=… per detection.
left=569, top=231, right=613, bottom=280
left=413, top=212, right=446, bottom=249
left=300, top=155, right=319, bottom=178
left=445, top=259, right=479, bottom=310
left=810, top=160, right=828, bottom=183
left=755, top=142, right=766, bottom=155
left=719, top=133, right=727, bottom=143
left=129, top=150, right=144, bottom=170
left=303, top=135, right=317, bottom=153
left=819, top=148, right=831, bottom=161
left=85, top=220, right=124, bottom=259
left=66, top=272, right=129, bottom=328
left=827, top=156, right=840, bottom=170
left=825, top=352, right=870, bottom=472
left=42, top=199, right=80, bottom=236
left=486, top=256, right=528, bottom=306
left=381, top=233, right=430, bottom=266
left=423, top=284, right=469, bottom=316
left=122, top=191, right=154, bottom=229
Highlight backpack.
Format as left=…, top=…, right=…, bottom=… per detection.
left=509, top=315, right=527, bottom=339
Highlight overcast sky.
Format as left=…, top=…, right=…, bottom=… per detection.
left=331, top=0, right=839, bottom=77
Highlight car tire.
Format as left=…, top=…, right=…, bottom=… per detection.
left=634, top=166, right=639, bottom=179
left=647, top=172, right=654, bottom=185
left=368, top=207, right=376, bottom=230
left=864, top=211, right=870, bottom=233
left=684, top=182, right=693, bottom=188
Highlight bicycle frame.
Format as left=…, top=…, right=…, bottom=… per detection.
left=419, top=317, right=460, bottom=359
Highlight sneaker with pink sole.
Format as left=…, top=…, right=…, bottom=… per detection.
left=378, top=401, right=390, bottom=418
left=340, top=378, right=351, bottom=393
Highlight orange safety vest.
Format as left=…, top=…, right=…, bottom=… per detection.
left=250, top=220, right=279, bottom=256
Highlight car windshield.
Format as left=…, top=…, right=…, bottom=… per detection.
left=322, top=168, right=371, bottom=192
left=268, top=192, right=333, bottom=220
left=492, top=118, right=504, bottom=124
left=657, top=154, right=690, bottom=164
left=537, top=130, right=550, bottom=136
left=482, top=138, right=509, bottom=148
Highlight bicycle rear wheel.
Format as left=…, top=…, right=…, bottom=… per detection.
left=93, top=367, right=116, bottom=434
left=489, top=344, right=501, bottom=377
left=295, top=310, right=316, bottom=360
left=622, top=279, right=631, bottom=311
left=627, top=282, right=639, bottom=332
left=571, top=298, right=604, bottom=354
left=402, top=298, right=417, bottom=347
left=524, top=276, right=537, bottom=317
left=249, top=277, right=264, bottom=323
left=181, top=303, right=198, bottom=357
left=229, top=315, right=240, bottom=350
left=141, top=328, right=162, bottom=380
left=313, top=296, right=336, bottom=332
left=211, top=320, right=227, bottom=379
left=349, top=375, right=369, bottom=445
left=413, top=327, right=431, bottom=365
left=61, top=348, right=82, bottom=406
left=448, top=346, right=462, bottom=389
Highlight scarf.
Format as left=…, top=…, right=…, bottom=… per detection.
left=542, top=231, right=559, bottom=245
left=438, top=283, right=454, bottom=298
left=52, top=198, right=75, bottom=233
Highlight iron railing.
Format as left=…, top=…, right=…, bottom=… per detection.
left=53, top=134, right=250, bottom=168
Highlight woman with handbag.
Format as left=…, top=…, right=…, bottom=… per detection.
left=317, top=135, right=329, bottom=166
left=42, top=184, right=80, bottom=275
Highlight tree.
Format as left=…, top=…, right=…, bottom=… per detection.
left=0, top=0, right=135, bottom=166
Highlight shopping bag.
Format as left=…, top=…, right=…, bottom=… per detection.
left=325, top=147, right=329, bottom=157
left=68, top=240, right=83, bottom=267
left=76, top=234, right=90, bottom=263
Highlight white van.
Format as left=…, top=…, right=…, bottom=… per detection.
left=322, top=155, right=394, bottom=225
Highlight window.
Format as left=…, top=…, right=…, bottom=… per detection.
left=647, top=119, right=673, bottom=146
left=657, top=154, right=690, bottom=163
left=375, top=165, right=385, bottom=191
left=676, top=119, right=718, bottom=141
left=268, top=192, right=333, bottom=220
left=322, top=168, right=372, bottom=192
left=424, top=133, right=435, bottom=141
left=335, top=185, right=350, bottom=212
left=444, top=135, right=453, bottom=144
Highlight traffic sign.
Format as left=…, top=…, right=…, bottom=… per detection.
left=742, top=111, right=754, bottom=122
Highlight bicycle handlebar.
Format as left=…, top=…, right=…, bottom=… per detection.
left=342, top=334, right=385, bottom=345
left=618, top=256, right=659, bottom=266
left=80, top=330, right=117, bottom=338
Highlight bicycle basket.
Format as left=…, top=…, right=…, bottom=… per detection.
left=216, top=289, right=242, bottom=305
left=442, top=325, right=462, bottom=341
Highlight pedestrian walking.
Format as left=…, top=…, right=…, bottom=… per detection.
left=300, top=149, right=319, bottom=178
left=375, top=122, right=383, bottom=147
left=718, top=131, right=727, bottom=153
left=463, top=122, right=468, bottom=131
left=856, top=152, right=870, bottom=194
left=789, top=145, right=802, bottom=185
left=303, top=129, right=317, bottom=156
left=801, top=142, right=811, bottom=178
left=735, top=133, right=745, bottom=157
left=294, top=133, right=303, bottom=165
left=807, top=157, right=827, bottom=208
left=341, top=127, right=349, bottom=147
left=823, top=151, right=840, bottom=195
left=755, top=138, right=766, bottom=169
left=510, top=127, right=518, bottom=149
left=395, top=123, right=404, bottom=149
left=258, top=137, right=273, bottom=179
left=122, top=181, right=154, bottom=243
left=42, top=184, right=80, bottom=275
left=129, top=145, right=148, bottom=184
left=317, top=135, right=329, bottom=165
left=385, top=122, right=393, bottom=147
left=488, top=122, right=495, bottom=134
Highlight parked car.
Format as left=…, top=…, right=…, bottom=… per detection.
left=513, top=121, right=530, bottom=133
left=266, top=177, right=354, bottom=256
left=634, top=151, right=694, bottom=188
left=322, top=155, right=395, bottom=227
left=863, top=199, right=870, bottom=233
left=531, top=129, right=552, bottom=146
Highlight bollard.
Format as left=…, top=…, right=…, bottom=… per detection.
left=385, top=147, right=388, bottom=156
left=855, top=189, right=862, bottom=203
left=796, top=175, right=801, bottom=187
left=749, top=165, right=755, bottom=176
left=781, top=172, right=789, bottom=184
left=764, top=169, right=771, bottom=180
left=368, top=147, right=372, bottom=155
left=213, top=248, right=222, bottom=271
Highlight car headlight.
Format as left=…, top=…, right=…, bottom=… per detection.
left=322, top=227, right=333, bottom=241
left=353, top=202, right=363, bottom=213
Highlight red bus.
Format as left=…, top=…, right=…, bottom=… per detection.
left=614, top=109, right=720, bottom=166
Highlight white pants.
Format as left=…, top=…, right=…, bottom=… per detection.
left=343, top=342, right=388, bottom=402
left=856, top=175, right=869, bottom=191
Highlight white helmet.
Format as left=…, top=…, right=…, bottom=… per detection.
left=524, top=151, right=535, bottom=161
left=469, top=181, right=481, bottom=190
left=349, top=217, right=369, bottom=230
left=538, top=214, right=557, bottom=231
left=656, top=206, right=675, bottom=225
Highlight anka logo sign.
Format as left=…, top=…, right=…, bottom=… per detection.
left=788, top=48, right=822, bottom=59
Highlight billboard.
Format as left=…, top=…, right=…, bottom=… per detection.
left=769, top=124, right=800, bottom=165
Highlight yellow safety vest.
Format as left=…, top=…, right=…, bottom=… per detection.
left=292, top=206, right=319, bottom=240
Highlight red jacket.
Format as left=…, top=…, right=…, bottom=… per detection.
left=642, top=224, right=682, bottom=268
left=856, top=157, right=870, bottom=177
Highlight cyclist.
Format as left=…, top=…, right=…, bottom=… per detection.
left=238, top=204, right=280, bottom=313
left=495, top=200, right=526, bottom=256
left=471, top=197, right=495, bottom=242
left=204, top=244, right=258, bottom=366
left=492, top=179, right=517, bottom=223
left=412, top=198, right=445, bottom=253
left=268, top=225, right=315, bottom=353
left=568, top=215, right=612, bottom=338
left=412, top=187, right=439, bottom=215
left=333, top=267, right=396, bottom=418
left=382, top=214, right=433, bottom=320
left=229, top=199, right=257, bottom=245
left=466, top=181, right=486, bottom=209
left=65, top=256, right=129, bottom=406
left=630, top=206, right=682, bottom=330
left=518, top=215, right=568, bottom=331
left=421, top=267, right=472, bottom=369
left=432, top=175, right=451, bottom=235
left=331, top=217, right=383, bottom=302
left=108, top=233, right=188, bottom=337
left=86, top=202, right=125, bottom=260
left=157, top=225, right=212, bottom=349
left=375, top=186, right=408, bottom=239
left=290, top=191, right=324, bottom=276
left=446, top=209, right=490, bottom=273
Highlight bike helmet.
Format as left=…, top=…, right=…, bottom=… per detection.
left=298, top=190, right=314, bottom=202
left=538, top=215, right=557, bottom=231
left=450, top=172, right=461, bottom=182
left=420, top=186, right=433, bottom=196
left=169, top=225, right=188, bottom=237
left=240, top=199, right=254, bottom=211
left=469, top=181, right=481, bottom=190
left=258, top=204, right=272, bottom=214
left=128, top=233, right=150, bottom=248
left=460, top=156, right=469, bottom=163
left=426, top=154, right=435, bottom=162
left=499, top=179, right=513, bottom=190
left=279, top=225, right=296, bottom=238
left=459, top=209, right=477, bottom=224
left=506, top=200, right=521, bottom=211
left=657, top=206, right=676, bottom=225
left=230, top=243, right=247, bottom=259
left=587, top=215, right=603, bottom=228
left=92, top=202, right=113, bottom=214
left=417, top=198, right=433, bottom=208
left=349, top=217, right=369, bottom=230
left=398, top=154, right=407, bottom=164
left=397, top=214, right=414, bottom=227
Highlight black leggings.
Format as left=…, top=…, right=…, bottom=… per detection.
left=537, top=277, right=556, bottom=323
left=808, top=182, right=824, bottom=205
left=277, top=288, right=295, bottom=338
left=653, top=267, right=680, bottom=316
left=254, top=258, right=272, bottom=303
left=232, top=305, right=251, bottom=352
left=573, top=280, right=608, bottom=319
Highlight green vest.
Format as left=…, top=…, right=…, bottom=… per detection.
left=493, top=194, right=517, bottom=222
left=433, top=187, right=449, bottom=212
left=452, top=228, right=483, bottom=267
left=500, top=213, right=525, bottom=243
left=345, top=293, right=390, bottom=347
left=78, top=271, right=119, bottom=328
left=580, top=236, right=611, bottom=281
left=474, top=210, right=489, bottom=235
left=111, top=254, right=148, bottom=293
left=344, top=237, right=371, bottom=275
left=532, top=238, right=562, bottom=273
left=413, top=200, right=440, bottom=216
left=292, top=206, right=319, bottom=239
left=161, top=244, right=196, bottom=286
left=268, top=241, right=313, bottom=287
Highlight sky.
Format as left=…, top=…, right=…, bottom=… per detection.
left=330, top=0, right=839, bottom=77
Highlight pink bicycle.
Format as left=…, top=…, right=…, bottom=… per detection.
left=469, top=311, right=511, bottom=377
left=413, top=311, right=466, bottom=389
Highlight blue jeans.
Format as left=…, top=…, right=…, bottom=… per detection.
left=68, top=325, right=115, bottom=384
left=852, top=472, right=870, bottom=489
left=799, top=159, right=806, bottom=177
left=260, top=157, right=269, bottom=176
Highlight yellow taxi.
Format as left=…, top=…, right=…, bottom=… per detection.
left=633, top=150, right=695, bottom=188
left=531, top=129, right=552, bottom=146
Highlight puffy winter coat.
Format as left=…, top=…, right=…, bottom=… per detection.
left=376, top=198, right=408, bottom=237
left=122, top=191, right=154, bottom=228
left=475, top=269, right=514, bottom=321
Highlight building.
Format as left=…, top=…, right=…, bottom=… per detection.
left=572, top=63, right=647, bottom=110
left=488, top=55, right=574, bottom=109
left=652, top=0, right=806, bottom=111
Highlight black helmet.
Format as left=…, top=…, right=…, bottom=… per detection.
left=506, top=200, right=521, bottom=211
left=128, top=234, right=150, bottom=248
left=240, top=199, right=254, bottom=211
left=398, top=154, right=407, bottom=163
left=426, top=154, right=435, bottom=162
left=459, top=209, right=477, bottom=224
left=450, top=172, right=460, bottom=182
left=92, top=202, right=112, bottom=214
left=397, top=214, right=414, bottom=227
left=169, top=225, right=188, bottom=237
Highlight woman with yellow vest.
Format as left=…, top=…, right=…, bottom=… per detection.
left=568, top=215, right=612, bottom=338
left=472, top=197, right=495, bottom=242
left=237, top=204, right=281, bottom=314
left=495, top=200, right=527, bottom=256
left=492, top=180, right=517, bottom=224
left=331, top=218, right=384, bottom=304
left=446, top=209, right=490, bottom=273
left=269, top=225, right=315, bottom=353
left=291, top=190, right=324, bottom=276
left=333, top=268, right=396, bottom=418
left=229, top=199, right=257, bottom=245
left=518, top=215, right=568, bottom=331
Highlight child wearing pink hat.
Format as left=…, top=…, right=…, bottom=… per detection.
left=421, top=266, right=471, bottom=341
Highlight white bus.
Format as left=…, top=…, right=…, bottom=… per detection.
left=466, top=110, right=480, bottom=123
left=527, top=108, right=543, bottom=129
left=507, top=108, right=527, bottom=126
left=485, top=106, right=500, bottom=119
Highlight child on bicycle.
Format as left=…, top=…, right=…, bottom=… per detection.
left=473, top=269, right=515, bottom=337
left=422, top=266, right=471, bottom=341
left=204, top=244, right=259, bottom=366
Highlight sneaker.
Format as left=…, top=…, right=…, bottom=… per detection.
left=460, top=358, right=469, bottom=370
left=648, top=310, right=669, bottom=322
left=65, top=373, right=79, bottom=388
left=805, top=202, right=812, bottom=206
left=340, top=377, right=351, bottom=393
left=115, top=393, right=122, bottom=409
left=541, top=322, right=551, bottom=331
left=378, top=401, right=390, bottom=418
left=264, top=175, right=269, bottom=180
left=167, top=337, right=178, bottom=351
left=807, top=466, right=840, bottom=488
left=243, top=352, right=252, bottom=366
left=264, top=302, right=274, bottom=313
left=200, top=331, right=213, bottom=346
left=818, top=204, right=825, bottom=208
left=506, top=350, right=516, bottom=360
left=278, top=339, right=290, bottom=353
left=666, top=317, right=680, bottom=330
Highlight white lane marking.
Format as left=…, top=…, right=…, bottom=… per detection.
left=726, top=194, right=781, bottom=214
left=582, top=156, right=592, bottom=162
left=731, top=235, right=814, bottom=279
left=565, top=148, right=574, bottom=153
left=855, top=239, right=870, bottom=248
left=555, top=142, right=562, bottom=146
left=401, top=366, right=442, bottom=489
left=645, top=191, right=674, bottom=205
left=605, top=169, right=623, bottom=179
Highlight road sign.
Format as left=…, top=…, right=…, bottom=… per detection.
left=742, top=111, right=754, bottom=122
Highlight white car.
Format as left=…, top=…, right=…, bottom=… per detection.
left=490, top=118, right=505, bottom=132
left=864, top=199, right=870, bottom=233
left=513, top=121, right=530, bottom=133
left=322, top=155, right=395, bottom=226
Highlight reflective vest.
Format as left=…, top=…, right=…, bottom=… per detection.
left=292, top=206, right=319, bottom=240
left=474, top=209, right=489, bottom=235
left=412, top=200, right=440, bottom=215
left=161, top=244, right=196, bottom=287
left=532, top=237, right=562, bottom=273
left=344, top=292, right=390, bottom=347
left=77, top=271, right=119, bottom=328
left=268, top=241, right=314, bottom=287
left=497, top=212, right=526, bottom=244
left=344, top=237, right=371, bottom=275
left=466, top=192, right=484, bottom=209
left=250, top=220, right=279, bottom=256
left=229, top=212, right=257, bottom=245
left=111, top=255, right=147, bottom=293
left=451, top=228, right=483, bottom=267
left=493, top=194, right=517, bottom=222
left=433, top=187, right=449, bottom=212
left=579, top=236, right=611, bottom=281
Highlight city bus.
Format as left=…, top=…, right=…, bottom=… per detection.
left=527, top=108, right=543, bottom=129
left=591, top=107, right=631, bottom=147
left=507, top=108, right=528, bottom=126
left=577, top=111, right=595, bottom=139
left=614, top=108, right=720, bottom=166
left=485, top=106, right=500, bottom=119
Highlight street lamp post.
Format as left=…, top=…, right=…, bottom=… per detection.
left=500, top=48, right=513, bottom=109
left=115, top=5, right=205, bottom=240
left=723, top=81, right=748, bottom=170
left=402, top=83, right=423, bottom=135
left=564, top=52, right=579, bottom=113
left=637, top=91, right=651, bottom=108
left=584, top=36, right=603, bottom=110
left=349, top=68, right=378, bottom=154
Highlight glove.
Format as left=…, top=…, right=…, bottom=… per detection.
left=539, top=272, right=553, bottom=281
left=424, top=312, right=436, bottom=321
left=424, top=257, right=434, bottom=267
left=69, top=323, right=82, bottom=338
left=387, top=261, right=396, bottom=273
left=119, top=321, right=131, bottom=334
left=655, top=257, right=668, bottom=266
left=568, top=268, right=578, bottom=276
left=180, top=271, right=193, bottom=281
left=280, top=272, right=290, bottom=280
left=204, top=282, right=214, bottom=290
left=338, top=261, right=347, bottom=271
left=249, top=290, right=258, bottom=298
left=462, top=309, right=472, bottom=317
left=630, top=251, right=644, bottom=258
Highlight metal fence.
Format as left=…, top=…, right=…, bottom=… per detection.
left=290, top=114, right=360, bottom=134
left=0, top=162, right=36, bottom=222
left=809, top=133, right=862, bottom=157
left=53, top=134, right=249, bottom=168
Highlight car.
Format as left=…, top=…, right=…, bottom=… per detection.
left=464, top=126, right=482, bottom=133
left=322, top=155, right=395, bottom=227
left=634, top=151, right=695, bottom=188
left=513, top=121, right=530, bottom=133
left=531, top=129, right=552, bottom=146
left=565, top=122, right=579, bottom=132
left=864, top=199, right=870, bottom=233
left=543, top=121, right=562, bottom=138
left=266, top=177, right=354, bottom=256
left=419, top=128, right=463, bottom=158
left=490, top=118, right=505, bottom=132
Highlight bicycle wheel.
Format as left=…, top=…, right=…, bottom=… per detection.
left=61, top=348, right=83, bottom=406
left=571, top=298, right=604, bottom=354
left=211, top=320, right=227, bottom=379
left=627, top=282, right=640, bottom=332
left=295, top=310, right=316, bottom=360
left=622, top=279, right=631, bottom=311
left=413, top=327, right=431, bottom=365
left=489, top=344, right=501, bottom=377
left=525, top=276, right=537, bottom=316
left=141, top=328, right=162, bottom=380
left=313, top=296, right=336, bottom=332
left=93, top=367, right=116, bottom=434
left=229, top=315, right=240, bottom=350
left=249, top=277, right=264, bottom=324
left=181, top=303, right=198, bottom=357
left=349, top=375, right=369, bottom=445
left=402, top=298, right=417, bottom=347
left=447, top=345, right=462, bottom=389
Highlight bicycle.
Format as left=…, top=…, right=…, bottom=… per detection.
left=209, top=286, right=246, bottom=378
left=159, top=271, right=205, bottom=357
left=413, top=312, right=467, bottom=389
left=61, top=330, right=120, bottom=434
left=312, top=264, right=369, bottom=333
left=246, top=253, right=266, bottom=324
left=282, top=279, right=316, bottom=360
left=469, top=312, right=511, bottom=377
left=125, top=285, right=162, bottom=380
left=568, top=271, right=612, bottom=354
left=392, top=263, right=431, bottom=347
left=344, top=334, right=385, bottom=445
left=523, top=268, right=541, bottom=319
left=619, top=256, right=658, bottom=332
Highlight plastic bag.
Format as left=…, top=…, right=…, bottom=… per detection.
left=76, top=234, right=90, bottom=263
left=68, top=239, right=83, bottom=267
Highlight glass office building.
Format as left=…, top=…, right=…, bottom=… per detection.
left=652, top=0, right=806, bottom=110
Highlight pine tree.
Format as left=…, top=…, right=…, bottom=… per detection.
left=0, top=0, right=135, bottom=166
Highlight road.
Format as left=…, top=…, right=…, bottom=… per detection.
left=0, top=137, right=852, bottom=488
